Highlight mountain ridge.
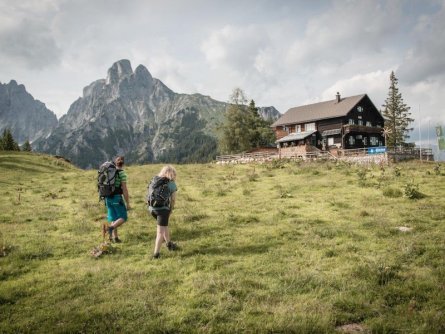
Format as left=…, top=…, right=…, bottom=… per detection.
left=4, top=59, right=281, bottom=168
left=0, top=80, right=58, bottom=143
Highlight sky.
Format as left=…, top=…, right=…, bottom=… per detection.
left=1, top=0, right=444, bottom=154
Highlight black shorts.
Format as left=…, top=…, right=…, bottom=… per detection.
left=151, top=209, right=170, bottom=226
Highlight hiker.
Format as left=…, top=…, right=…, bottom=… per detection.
left=148, top=165, right=178, bottom=259
left=106, top=156, right=130, bottom=242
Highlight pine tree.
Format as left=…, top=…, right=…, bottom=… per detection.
left=0, top=129, right=20, bottom=151
left=246, top=100, right=275, bottom=149
left=22, top=140, right=32, bottom=152
left=382, top=71, right=413, bottom=148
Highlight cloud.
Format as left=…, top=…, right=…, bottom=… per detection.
left=321, top=70, right=392, bottom=106
left=0, top=1, right=62, bottom=69
left=201, top=25, right=272, bottom=73
left=286, top=0, right=402, bottom=69
left=398, top=2, right=445, bottom=83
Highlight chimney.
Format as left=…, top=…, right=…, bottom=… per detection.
left=336, top=92, right=341, bottom=103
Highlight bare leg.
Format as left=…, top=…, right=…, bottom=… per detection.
left=154, top=225, right=167, bottom=254
left=163, top=227, right=170, bottom=243
left=110, top=218, right=125, bottom=238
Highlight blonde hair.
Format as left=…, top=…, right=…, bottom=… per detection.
left=158, top=165, right=177, bottom=181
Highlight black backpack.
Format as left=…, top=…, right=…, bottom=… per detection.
left=97, top=161, right=122, bottom=199
left=147, top=176, right=171, bottom=208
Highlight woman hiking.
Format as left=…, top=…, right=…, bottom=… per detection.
left=148, top=165, right=178, bottom=259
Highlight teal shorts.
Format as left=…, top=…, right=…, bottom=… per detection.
left=105, top=195, right=128, bottom=223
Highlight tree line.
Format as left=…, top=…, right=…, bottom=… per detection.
left=0, top=128, right=32, bottom=151
left=218, top=88, right=276, bottom=154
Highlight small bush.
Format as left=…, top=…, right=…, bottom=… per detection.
left=393, top=167, right=402, bottom=177
left=356, top=168, right=368, bottom=186
left=382, top=187, right=403, bottom=198
left=403, top=182, right=424, bottom=199
left=359, top=210, right=370, bottom=217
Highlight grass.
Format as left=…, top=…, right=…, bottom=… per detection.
left=0, top=151, right=444, bottom=333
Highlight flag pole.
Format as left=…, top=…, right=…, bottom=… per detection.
left=419, top=105, right=422, bottom=161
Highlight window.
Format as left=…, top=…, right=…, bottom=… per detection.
left=349, top=119, right=355, bottom=125
left=358, top=115, right=362, bottom=119
left=358, top=120, right=363, bottom=126
left=349, top=136, right=355, bottom=145
left=305, top=122, right=315, bottom=131
left=328, top=137, right=334, bottom=146
left=363, top=137, right=368, bottom=146
left=366, top=121, right=372, bottom=127
left=296, top=124, right=302, bottom=133
left=356, top=135, right=362, bottom=140
left=357, top=106, right=364, bottom=112
left=370, top=136, right=378, bottom=145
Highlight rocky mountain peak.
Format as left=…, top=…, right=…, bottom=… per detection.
left=106, top=59, right=133, bottom=85
left=0, top=80, right=58, bottom=143
left=134, top=64, right=153, bottom=86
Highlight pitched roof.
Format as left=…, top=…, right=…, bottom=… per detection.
left=272, top=94, right=367, bottom=127
left=276, top=130, right=317, bottom=143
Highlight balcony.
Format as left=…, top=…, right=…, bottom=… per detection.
left=343, top=124, right=383, bottom=134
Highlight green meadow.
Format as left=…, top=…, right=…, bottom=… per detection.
left=0, top=151, right=444, bottom=333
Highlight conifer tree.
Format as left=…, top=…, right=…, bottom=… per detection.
left=382, top=71, right=413, bottom=148
left=0, top=129, right=20, bottom=151
left=246, top=99, right=275, bottom=149
left=22, top=140, right=32, bottom=152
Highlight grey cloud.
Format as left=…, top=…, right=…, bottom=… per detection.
left=287, top=0, right=403, bottom=68
left=398, top=3, right=445, bottom=83
left=0, top=18, right=62, bottom=69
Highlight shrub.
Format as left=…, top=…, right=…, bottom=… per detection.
left=403, top=182, right=424, bottom=199
left=382, top=187, right=403, bottom=198
left=356, top=168, right=368, bottom=186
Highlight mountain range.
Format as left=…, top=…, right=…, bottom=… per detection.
left=1, top=59, right=281, bottom=168
left=0, top=80, right=57, bottom=143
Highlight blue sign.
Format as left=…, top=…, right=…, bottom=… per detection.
left=368, top=146, right=387, bottom=154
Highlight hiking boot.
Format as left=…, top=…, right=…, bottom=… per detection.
left=152, top=252, right=161, bottom=259
left=113, top=237, right=122, bottom=243
left=167, top=241, right=177, bottom=251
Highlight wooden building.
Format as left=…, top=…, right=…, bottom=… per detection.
left=271, top=93, right=385, bottom=156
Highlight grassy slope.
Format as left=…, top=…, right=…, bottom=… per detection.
left=0, top=151, right=444, bottom=333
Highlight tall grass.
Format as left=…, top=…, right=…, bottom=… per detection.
left=0, top=151, right=444, bottom=333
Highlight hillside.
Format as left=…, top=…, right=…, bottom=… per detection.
left=0, top=152, right=444, bottom=332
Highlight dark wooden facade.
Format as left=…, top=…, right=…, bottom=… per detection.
left=273, top=94, right=385, bottom=151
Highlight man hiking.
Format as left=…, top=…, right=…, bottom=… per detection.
left=106, top=156, right=130, bottom=242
